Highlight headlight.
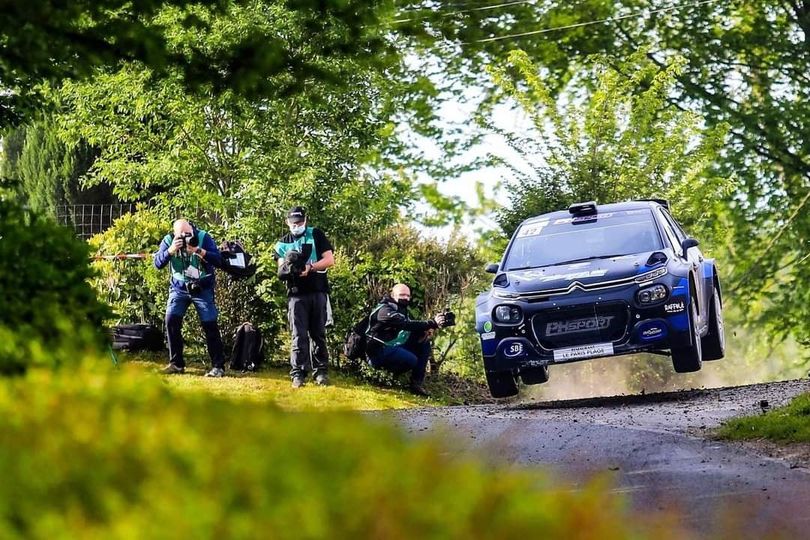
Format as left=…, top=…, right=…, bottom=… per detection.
left=637, top=284, right=668, bottom=305
left=494, top=305, right=522, bottom=323
left=634, top=267, right=668, bottom=283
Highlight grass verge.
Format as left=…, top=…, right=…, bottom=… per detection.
left=716, top=392, right=810, bottom=442
left=122, top=352, right=493, bottom=411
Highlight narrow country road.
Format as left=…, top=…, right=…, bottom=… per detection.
left=390, top=379, right=810, bottom=538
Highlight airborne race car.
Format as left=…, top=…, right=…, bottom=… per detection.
left=476, top=200, right=725, bottom=398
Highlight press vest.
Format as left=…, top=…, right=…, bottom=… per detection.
left=274, top=227, right=319, bottom=266
left=163, top=230, right=209, bottom=283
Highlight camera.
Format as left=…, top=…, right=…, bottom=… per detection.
left=176, top=231, right=198, bottom=250
left=439, top=310, right=456, bottom=328
left=187, top=281, right=202, bottom=295
left=284, top=250, right=308, bottom=276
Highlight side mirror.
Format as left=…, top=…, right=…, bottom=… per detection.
left=681, top=238, right=699, bottom=254
left=485, top=263, right=499, bottom=274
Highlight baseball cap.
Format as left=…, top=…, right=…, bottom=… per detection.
left=286, top=206, right=306, bottom=223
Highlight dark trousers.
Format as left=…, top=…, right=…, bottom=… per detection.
left=369, top=337, right=430, bottom=385
left=165, top=287, right=225, bottom=369
left=288, top=292, right=329, bottom=379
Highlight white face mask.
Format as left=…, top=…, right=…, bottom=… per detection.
left=289, top=224, right=306, bottom=236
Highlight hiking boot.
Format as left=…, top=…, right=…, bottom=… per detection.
left=315, top=374, right=330, bottom=387
left=205, top=367, right=225, bottom=378
left=291, top=376, right=305, bottom=389
left=161, top=363, right=185, bottom=375
left=409, top=382, right=429, bottom=397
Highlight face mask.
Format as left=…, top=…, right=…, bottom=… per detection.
left=397, top=298, right=410, bottom=309
left=289, top=224, right=305, bottom=236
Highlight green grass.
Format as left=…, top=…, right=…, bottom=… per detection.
left=121, top=352, right=490, bottom=411
left=717, top=392, right=810, bottom=442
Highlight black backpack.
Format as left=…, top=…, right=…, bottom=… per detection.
left=229, top=322, right=264, bottom=372
left=343, top=304, right=384, bottom=361
left=219, top=240, right=257, bottom=279
left=110, top=324, right=165, bottom=352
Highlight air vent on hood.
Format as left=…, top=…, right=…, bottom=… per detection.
left=493, top=273, right=509, bottom=287
left=646, top=252, right=668, bottom=266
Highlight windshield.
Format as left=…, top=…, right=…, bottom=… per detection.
left=504, top=209, right=664, bottom=271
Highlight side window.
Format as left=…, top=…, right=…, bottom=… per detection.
left=656, top=210, right=682, bottom=256
left=661, top=210, right=688, bottom=243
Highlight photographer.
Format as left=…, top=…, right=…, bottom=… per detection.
left=366, top=283, right=454, bottom=397
left=153, top=219, right=226, bottom=377
left=274, top=206, right=335, bottom=388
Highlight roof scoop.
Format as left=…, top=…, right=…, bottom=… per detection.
left=568, top=201, right=597, bottom=215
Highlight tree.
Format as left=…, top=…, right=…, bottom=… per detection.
left=488, top=51, right=728, bottom=238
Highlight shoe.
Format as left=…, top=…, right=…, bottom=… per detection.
left=409, top=382, right=429, bottom=397
left=291, top=376, right=305, bottom=389
left=315, top=374, right=330, bottom=386
left=205, top=367, right=225, bottom=378
left=161, top=363, right=185, bottom=375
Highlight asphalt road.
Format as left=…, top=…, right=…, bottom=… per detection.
left=390, top=379, right=810, bottom=538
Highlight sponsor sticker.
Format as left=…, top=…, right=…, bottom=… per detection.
left=553, top=343, right=614, bottom=362
left=516, top=222, right=549, bottom=238
left=503, top=341, right=526, bottom=358
left=483, top=321, right=493, bottom=332
left=545, top=316, right=615, bottom=336
left=480, top=331, right=496, bottom=341
left=664, top=300, right=686, bottom=313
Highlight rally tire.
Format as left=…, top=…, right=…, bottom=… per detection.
left=520, top=365, right=549, bottom=385
left=486, top=370, right=519, bottom=398
left=701, top=285, right=725, bottom=361
left=671, top=296, right=703, bottom=373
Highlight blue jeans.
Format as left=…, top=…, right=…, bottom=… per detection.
left=369, top=338, right=430, bottom=384
left=165, top=286, right=224, bottom=369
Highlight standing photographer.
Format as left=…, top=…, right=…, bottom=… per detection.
left=366, top=283, right=454, bottom=397
left=153, top=219, right=226, bottom=377
left=275, top=207, right=335, bottom=388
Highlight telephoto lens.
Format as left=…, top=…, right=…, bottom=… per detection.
left=442, top=310, right=456, bottom=327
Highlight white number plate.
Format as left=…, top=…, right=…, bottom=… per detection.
left=553, top=342, right=614, bottom=362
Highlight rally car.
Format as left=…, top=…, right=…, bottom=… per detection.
left=476, top=200, right=725, bottom=398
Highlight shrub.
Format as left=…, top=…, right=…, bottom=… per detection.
left=0, top=366, right=682, bottom=539
left=0, top=193, right=109, bottom=374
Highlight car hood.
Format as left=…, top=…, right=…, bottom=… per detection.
left=499, top=253, right=662, bottom=294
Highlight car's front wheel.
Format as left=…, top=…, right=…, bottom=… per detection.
left=485, top=370, right=519, bottom=398
left=671, top=296, right=703, bottom=373
left=701, top=285, right=725, bottom=361
left=520, top=365, right=549, bottom=385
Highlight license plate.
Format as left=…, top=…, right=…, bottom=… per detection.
left=553, top=342, right=614, bottom=362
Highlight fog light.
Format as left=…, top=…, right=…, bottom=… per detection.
left=637, top=284, right=667, bottom=305
left=494, top=305, right=522, bottom=323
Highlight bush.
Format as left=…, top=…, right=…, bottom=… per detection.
left=0, top=366, right=683, bottom=539
left=0, top=193, right=109, bottom=374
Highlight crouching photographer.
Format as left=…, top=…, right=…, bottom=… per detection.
left=153, top=219, right=227, bottom=377
left=366, top=283, right=455, bottom=397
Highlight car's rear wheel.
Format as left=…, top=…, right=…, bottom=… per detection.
left=520, top=365, right=549, bottom=385
left=671, top=296, right=703, bottom=373
left=485, top=370, right=519, bottom=398
left=701, top=285, right=725, bottom=361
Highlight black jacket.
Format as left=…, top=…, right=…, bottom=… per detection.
left=366, top=296, right=437, bottom=356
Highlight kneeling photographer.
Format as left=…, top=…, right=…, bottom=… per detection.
left=366, top=283, right=454, bottom=397
left=153, top=219, right=226, bottom=377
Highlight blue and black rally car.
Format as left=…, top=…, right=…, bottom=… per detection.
left=476, top=200, right=725, bottom=398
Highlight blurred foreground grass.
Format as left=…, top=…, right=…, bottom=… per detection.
left=0, top=362, right=690, bottom=539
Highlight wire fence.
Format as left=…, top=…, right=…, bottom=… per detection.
left=56, top=204, right=136, bottom=241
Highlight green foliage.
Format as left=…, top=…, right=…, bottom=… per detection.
left=0, top=191, right=109, bottom=374
left=1, top=118, right=110, bottom=218
left=488, top=51, right=729, bottom=242
left=717, top=392, right=810, bottom=443
left=0, top=366, right=684, bottom=539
